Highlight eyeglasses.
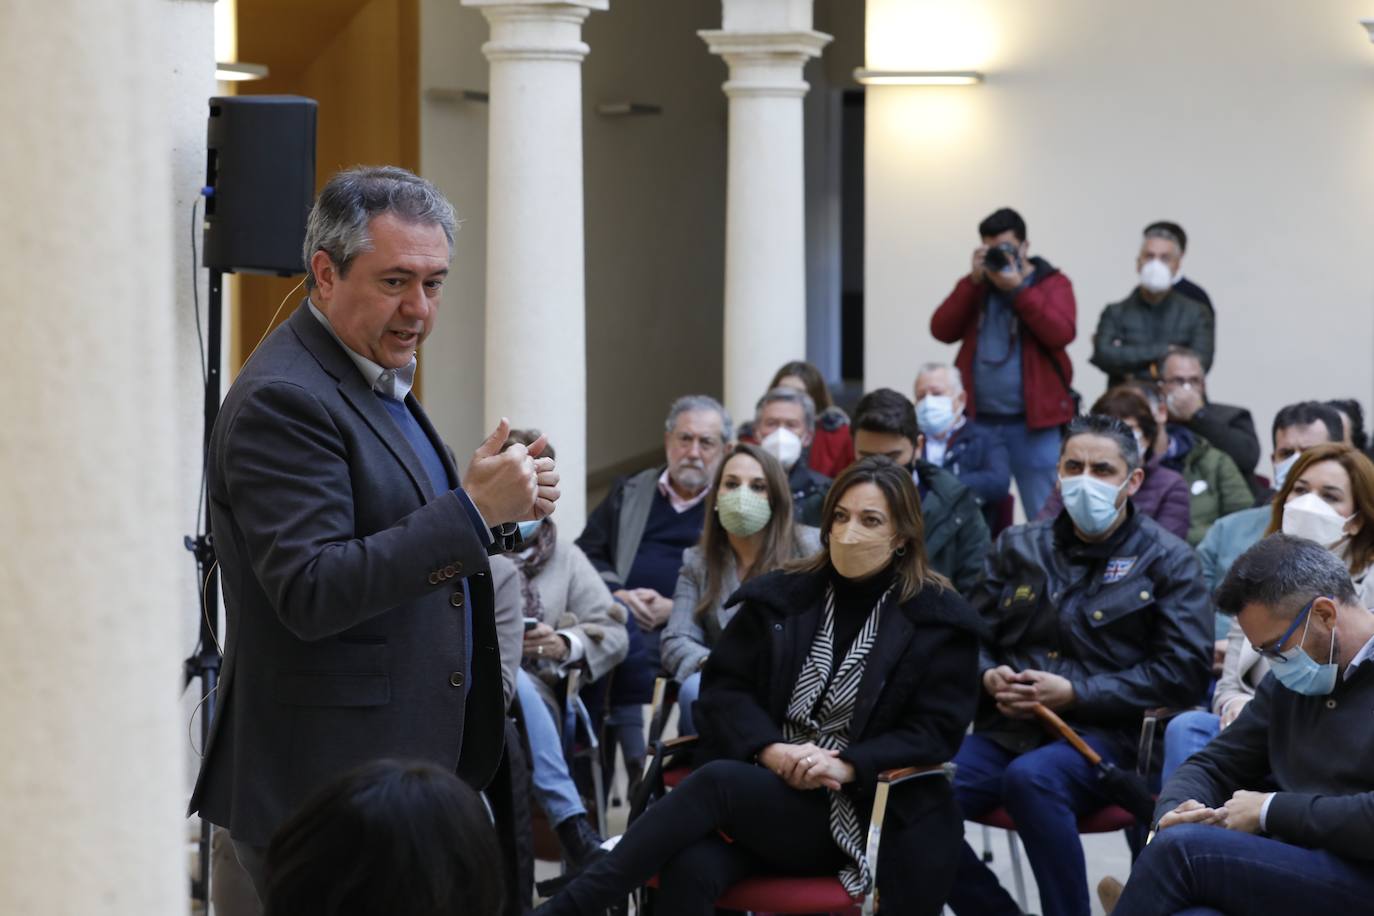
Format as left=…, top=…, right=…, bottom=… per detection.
left=671, top=432, right=722, bottom=452
left=1252, top=596, right=1327, bottom=662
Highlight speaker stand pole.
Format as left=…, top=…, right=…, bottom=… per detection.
left=185, top=266, right=224, bottom=906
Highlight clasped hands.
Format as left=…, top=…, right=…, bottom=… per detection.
left=463, top=417, right=561, bottom=525
left=614, top=587, right=673, bottom=630
left=758, top=742, right=855, bottom=792
left=1156, top=791, right=1268, bottom=835
left=982, top=665, right=1075, bottom=718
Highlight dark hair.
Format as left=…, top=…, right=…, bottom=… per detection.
left=1264, top=443, right=1374, bottom=575
left=1215, top=533, right=1357, bottom=618
left=791, top=456, right=950, bottom=601
left=504, top=427, right=554, bottom=461
left=769, top=360, right=834, bottom=411
left=1144, top=220, right=1188, bottom=252
left=852, top=388, right=920, bottom=444
left=1091, top=387, right=1159, bottom=460
left=695, top=443, right=802, bottom=621
left=264, top=759, right=504, bottom=916
left=1327, top=399, right=1369, bottom=451
left=1271, top=401, right=1344, bottom=449
left=1062, top=413, right=1142, bottom=472
left=978, top=207, right=1026, bottom=242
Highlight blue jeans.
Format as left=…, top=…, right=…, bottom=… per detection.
left=948, top=732, right=1120, bottom=916
left=676, top=671, right=701, bottom=736
left=517, top=668, right=586, bottom=826
left=1161, top=710, right=1220, bottom=785
left=974, top=418, right=1061, bottom=520
left=1113, top=823, right=1374, bottom=915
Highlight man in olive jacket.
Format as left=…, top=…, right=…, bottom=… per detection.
left=947, top=415, right=1212, bottom=916
left=1091, top=228, right=1214, bottom=386
left=1113, top=536, right=1374, bottom=915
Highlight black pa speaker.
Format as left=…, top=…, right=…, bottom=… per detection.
left=203, top=95, right=318, bottom=275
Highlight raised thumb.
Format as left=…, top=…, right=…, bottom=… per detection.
left=474, top=417, right=511, bottom=459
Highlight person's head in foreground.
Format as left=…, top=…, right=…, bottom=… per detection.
left=264, top=759, right=504, bottom=916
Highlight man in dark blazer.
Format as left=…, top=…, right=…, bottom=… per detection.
left=188, top=167, right=560, bottom=902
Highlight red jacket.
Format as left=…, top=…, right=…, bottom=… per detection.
left=930, top=258, right=1077, bottom=431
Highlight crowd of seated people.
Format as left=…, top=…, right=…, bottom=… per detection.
left=230, top=204, right=1374, bottom=916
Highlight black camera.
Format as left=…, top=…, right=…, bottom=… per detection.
left=983, top=242, right=1020, bottom=273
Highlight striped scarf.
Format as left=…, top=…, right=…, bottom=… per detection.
left=782, top=584, right=889, bottom=898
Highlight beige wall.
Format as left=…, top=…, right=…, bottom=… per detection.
left=864, top=0, right=1374, bottom=475
left=420, top=0, right=729, bottom=475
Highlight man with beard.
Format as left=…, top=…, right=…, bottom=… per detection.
left=577, top=395, right=731, bottom=781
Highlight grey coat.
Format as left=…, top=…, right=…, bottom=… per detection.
left=189, top=304, right=510, bottom=847
left=660, top=526, right=821, bottom=683
left=490, top=537, right=630, bottom=690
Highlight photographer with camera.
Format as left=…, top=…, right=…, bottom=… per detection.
left=931, top=207, right=1078, bottom=519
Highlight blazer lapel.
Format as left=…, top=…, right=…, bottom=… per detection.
left=288, top=304, right=434, bottom=503
left=849, top=600, right=916, bottom=738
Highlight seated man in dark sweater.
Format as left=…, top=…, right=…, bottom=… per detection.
left=1113, top=534, right=1374, bottom=915
left=1157, top=347, right=1264, bottom=500
left=576, top=394, right=730, bottom=776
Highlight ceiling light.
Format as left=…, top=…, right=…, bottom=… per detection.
left=216, top=62, right=269, bottom=82
left=853, top=69, right=983, bottom=86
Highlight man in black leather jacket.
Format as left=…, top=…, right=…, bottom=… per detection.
left=946, top=414, right=1212, bottom=916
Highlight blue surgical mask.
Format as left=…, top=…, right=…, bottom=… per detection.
left=1059, top=474, right=1128, bottom=536
left=517, top=520, right=543, bottom=541
left=1271, top=610, right=1339, bottom=696
left=1273, top=453, right=1299, bottom=491
left=917, top=395, right=957, bottom=437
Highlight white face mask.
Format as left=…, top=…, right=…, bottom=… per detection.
left=1139, top=259, right=1173, bottom=294
left=760, top=427, right=803, bottom=471
left=1282, top=492, right=1356, bottom=549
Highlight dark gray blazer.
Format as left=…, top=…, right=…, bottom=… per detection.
left=189, top=304, right=508, bottom=847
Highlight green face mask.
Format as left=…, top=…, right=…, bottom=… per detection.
left=716, top=486, right=772, bottom=537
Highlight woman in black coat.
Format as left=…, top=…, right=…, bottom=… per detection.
left=536, top=457, right=984, bottom=916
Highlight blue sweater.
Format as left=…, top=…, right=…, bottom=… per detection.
left=626, top=492, right=706, bottom=598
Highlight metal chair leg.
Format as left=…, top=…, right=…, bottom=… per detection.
left=981, top=823, right=994, bottom=863
left=1006, top=830, right=1029, bottom=913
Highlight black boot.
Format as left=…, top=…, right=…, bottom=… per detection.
left=555, top=813, right=604, bottom=871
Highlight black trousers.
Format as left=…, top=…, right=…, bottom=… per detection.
left=540, top=759, right=846, bottom=916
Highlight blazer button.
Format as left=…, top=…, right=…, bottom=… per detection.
left=1092, top=610, right=1104, bottom=621
left=450, top=672, right=464, bottom=687
left=1139, top=590, right=1151, bottom=601
left=453, top=561, right=463, bottom=575
left=428, top=572, right=440, bottom=585
left=444, top=565, right=458, bottom=578
left=1326, top=698, right=1338, bottom=709
left=450, top=592, right=465, bottom=608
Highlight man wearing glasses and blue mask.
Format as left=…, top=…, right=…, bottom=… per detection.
left=1111, top=534, right=1374, bottom=914
left=947, top=414, right=1212, bottom=916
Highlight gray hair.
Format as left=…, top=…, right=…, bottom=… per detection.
left=664, top=395, right=733, bottom=443
left=755, top=386, right=815, bottom=432
left=1216, top=534, right=1357, bottom=618
left=1063, top=413, right=1141, bottom=472
left=916, top=362, right=964, bottom=394
left=303, top=166, right=459, bottom=290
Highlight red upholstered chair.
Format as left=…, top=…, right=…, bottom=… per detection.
left=633, top=736, right=954, bottom=916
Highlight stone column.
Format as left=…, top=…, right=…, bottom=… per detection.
left=0, top=1, right=191, bottom=913
left=702, top=1, right=830, bottom=424
left=463, top=0, right=606, bottom=533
